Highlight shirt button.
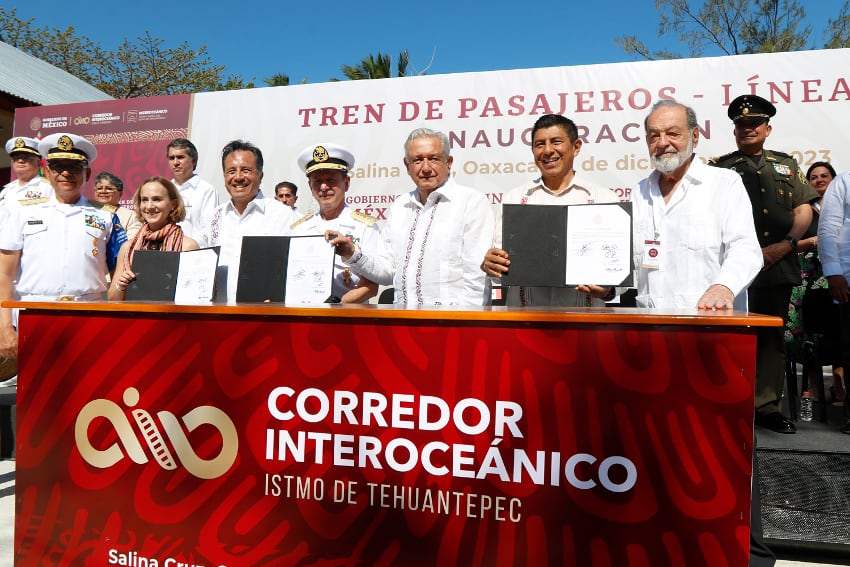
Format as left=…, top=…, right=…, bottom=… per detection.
left=763, top=209, right=769, bottom=214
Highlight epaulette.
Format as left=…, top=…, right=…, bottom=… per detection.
left=86, top=199, right=118, bottom=213
left=351, top=210, right=378, bottom=226
left=708, top=151, right=743, bottom=166
left=19, top=197, right=49, bottom=206
left=765, top=150, right=792, bottom=161
left=290, top=212, right=315, bottom=230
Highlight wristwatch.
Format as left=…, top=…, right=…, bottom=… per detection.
left=784, top=235, right=798, bottom=252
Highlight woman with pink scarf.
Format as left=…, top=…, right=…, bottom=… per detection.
left=108, top=176, right=199, bottom=299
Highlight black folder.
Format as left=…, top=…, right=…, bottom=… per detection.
left=501, top=203, right=633, bottom=288
left=236, top=235, right=335, bottom=303
left=125, top=247, right=220, bottom=301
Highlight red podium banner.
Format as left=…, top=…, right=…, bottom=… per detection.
left=15, top=310, right=757, bottom=566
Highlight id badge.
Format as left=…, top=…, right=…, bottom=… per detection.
left=642, top=240, right=661, bottom=269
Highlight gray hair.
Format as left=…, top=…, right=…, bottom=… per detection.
left=94, top=171, right=124, bottom=193
left=404, top=128, right=451, bottom=160
left=644, top=99, right=698, bottom=132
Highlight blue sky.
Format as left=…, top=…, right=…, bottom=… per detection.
left=9, top=1, right=845, bottom=86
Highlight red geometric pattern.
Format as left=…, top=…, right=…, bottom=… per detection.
left=16, top=312, right=756, bottom=566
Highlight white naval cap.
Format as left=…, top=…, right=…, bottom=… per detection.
left=38, top=133, right=97, bottom=164
left=297, top=143, right=355, bottom=176
left=5, top=136, right=41, bottom=157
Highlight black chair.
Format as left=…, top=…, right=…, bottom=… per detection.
left=377, top=287, right=394, bottom=304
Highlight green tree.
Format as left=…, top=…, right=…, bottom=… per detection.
left=616, top=0, right=816, bottom=59
left=824, top=1, right=850, bottom=48
left=340, top=50, right=411, bottom=80
left=262, top=73, right=308, bottom=87
left=0, top=7, right=248, bottom=97
left=264, top=73, right=291, bottom=87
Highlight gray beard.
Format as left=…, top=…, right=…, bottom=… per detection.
left=652, top=150, right=691, bottom=174
left=652, top=139, right=694, bottom=174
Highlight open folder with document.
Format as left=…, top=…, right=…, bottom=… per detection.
left=501, top=202, right=633, bottom=288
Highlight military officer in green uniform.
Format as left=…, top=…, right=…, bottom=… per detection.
left=710, top=95, right=819, bottom=434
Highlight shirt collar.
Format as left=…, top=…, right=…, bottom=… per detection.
left=224, top=190, right=266, bottom=215
left=174, top=173, right=199, bottom=190
left=648, top=155, right=703, bottom=198
left=525, top=175, right=595, bottom=199
left=406, top=178, right=455, bottom=208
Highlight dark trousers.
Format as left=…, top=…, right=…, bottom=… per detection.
left=839, top=301, right=850, bottom=420
left=749, top=285, right=794, bottom=415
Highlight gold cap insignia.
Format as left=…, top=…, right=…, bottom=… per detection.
left=313, top=146, right=328, bottom=163
left=57, top=135, right=74, bottom=151
left=14, top=138, right=25, bottom=149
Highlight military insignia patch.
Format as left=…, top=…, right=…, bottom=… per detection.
left=57, top=135, right=74, bottom=151
left=14, top=138, right=25, bottom=150
left=772, top=163, right=791, bottom=176
left=84, top=214, right=107, bottom=231
left=313, top=146, right=328, bottom=162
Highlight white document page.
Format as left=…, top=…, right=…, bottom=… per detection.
left=175, top=248, right=219, bottom=303
left=285, top=236, right=335, bottom=304
left=564, top=204, right=631, bottom=286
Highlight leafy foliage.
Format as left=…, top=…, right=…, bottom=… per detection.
left=340, top=51, right=411, bottom=80
left=824, top=1, right=850, bottom=49
left=264, top=74, right=291, bottom=87
left=0, top=7, right=251, bottom=97
left=616, top=0, right=849, bottom=60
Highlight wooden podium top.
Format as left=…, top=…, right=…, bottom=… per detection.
left=4, top=300, right=783, bottom=328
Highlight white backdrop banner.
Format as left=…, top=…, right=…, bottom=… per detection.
left=13, top=49, right=848, bottom=218
left=188, top=48, right=850, bottom=217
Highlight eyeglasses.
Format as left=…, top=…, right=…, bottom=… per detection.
left=49, top=162, right=85, bottom=174
left=10, top=154, right=38, bottom=162
left=95, top=185, right=119, bottom=192
left=224, top=167, right=258, bottom=177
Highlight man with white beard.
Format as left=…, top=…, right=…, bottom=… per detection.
left=631, top=99, right=762, bottom=310
left=631, top=99, right=773, bottom=567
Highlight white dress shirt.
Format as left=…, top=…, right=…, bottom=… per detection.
left=173, top=174, right=219, bottom=240
left=347, top=179, right=495, bottom=306
left=631, top=158, right=763, bottom=310
left=201, top=194, right=298, bottom=303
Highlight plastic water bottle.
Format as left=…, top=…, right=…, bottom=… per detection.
left=800, top=391, right=813, bottom=422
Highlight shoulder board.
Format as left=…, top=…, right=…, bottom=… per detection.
left=290, top=212, right=315, bottom=230
left=351, top=210, right=378, bottom=226
left=19, top=197, right=50, bottom=206
left=709, top=151, right=743, bottom=165
left=86, top=199, right=118, bottom=213
left=765, top=150, right=791, bottom=161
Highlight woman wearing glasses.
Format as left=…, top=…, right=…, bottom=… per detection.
left=93, top=171, right=143, bottom=239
